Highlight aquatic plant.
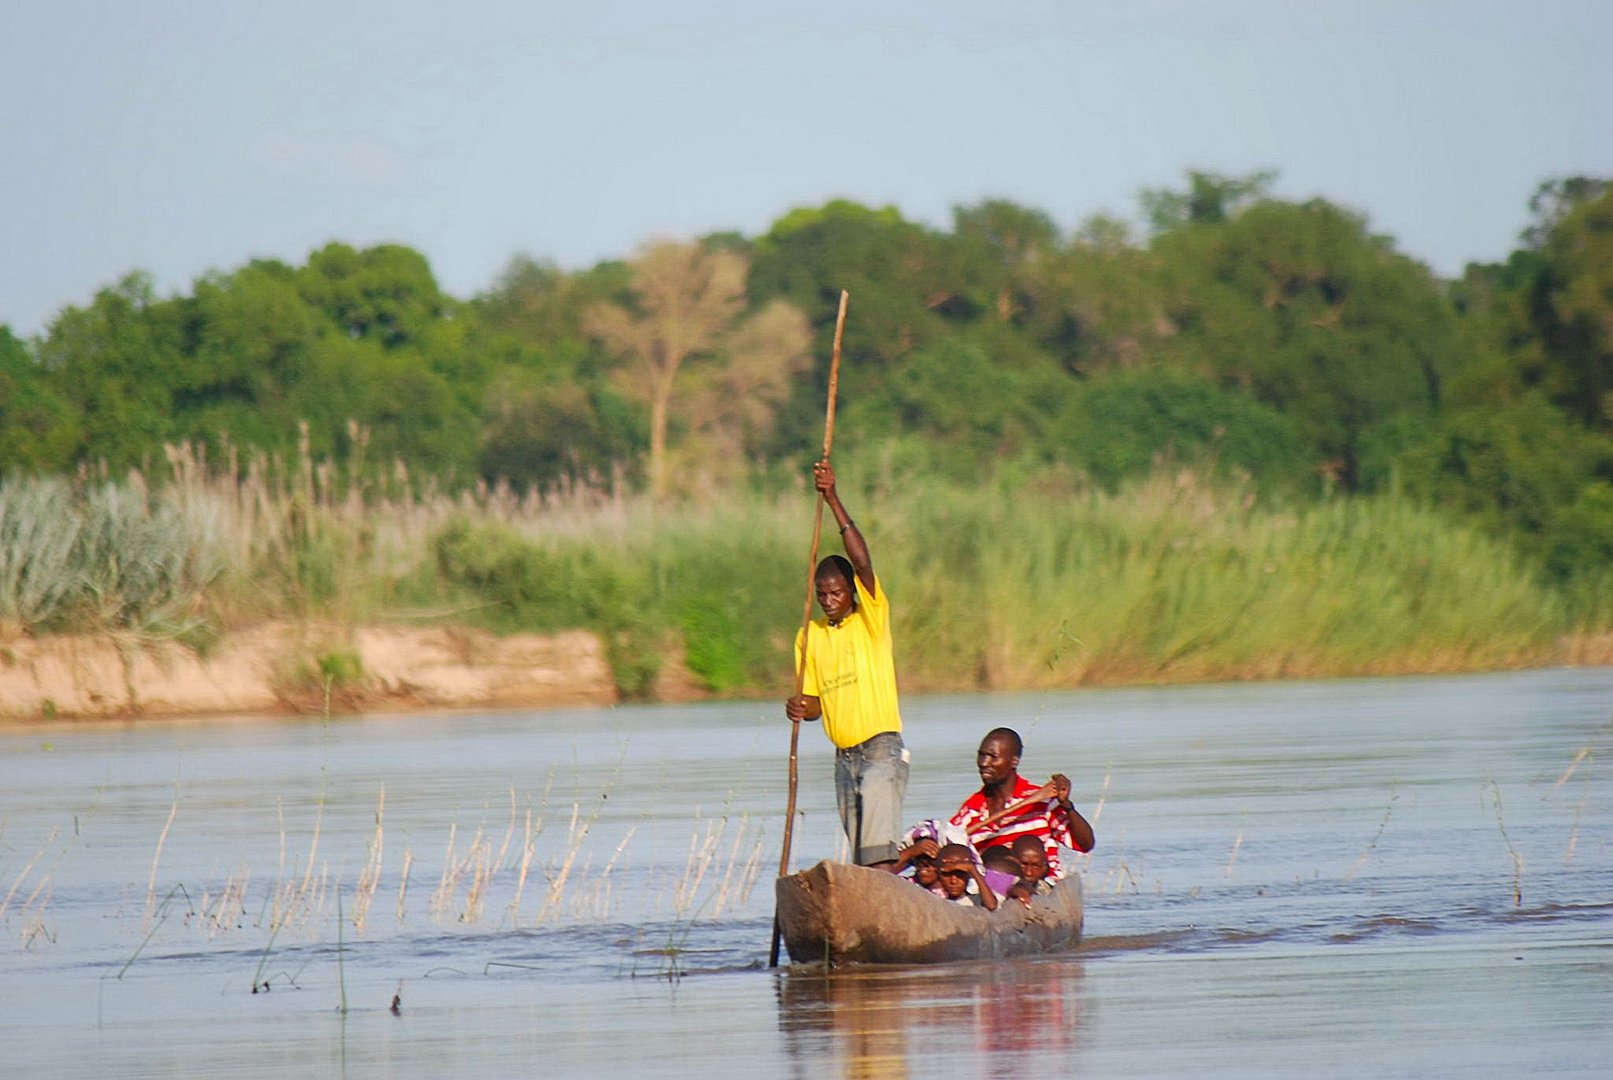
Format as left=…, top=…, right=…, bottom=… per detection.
left=1, top=826, right=61, bottom=946
left=1486, top=780, right=1525, bottom=907
left=345, top=787, right=386, bottom=933
left=144, top=801, right=178, bottom=932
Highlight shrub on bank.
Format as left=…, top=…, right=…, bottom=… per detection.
left=430, top=509, right=803, bottom=697
left=0, top=475, right=223, bottom=644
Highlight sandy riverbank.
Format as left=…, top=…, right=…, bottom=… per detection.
left=4, top=622, right=1610, bottom=724
left=0, top=622, right=694, bottom=721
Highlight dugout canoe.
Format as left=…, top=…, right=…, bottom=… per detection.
left=774, top=859, right=1084, bottom=966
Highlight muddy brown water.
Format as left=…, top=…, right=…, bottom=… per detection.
left=2, top=668, right=1610, bottom=1077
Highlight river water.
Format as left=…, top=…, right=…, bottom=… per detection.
left=1, top=668, right=1610, bottom=1077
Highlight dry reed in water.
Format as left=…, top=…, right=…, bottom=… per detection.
left=1224, top=814, right=1246, bottom=878
left=506, top=809, right=537, bottom=926
left=350, top=786, right=385, bottom=933
left=537, top=802, right=592, bottom=922
left=1546, top=747, right=1592, bottom=797
left=194, top=870, right=250, bottom=938
left=1, top=829, right=58, bottom=924
left=1346, top=786, right=1399, bottom=881
left=261, top=797, right=330, bottom=935
left=429, top=822, right=462, bottom=924
left=672, top=809, right=764, bottom=920
left=1485, top=780, right=1525, bottom=906
left=396, top=849, right=414, bottom=926
left=145, top=802, right=178, bottom=932
left=2, top=829, right=63, bottom=946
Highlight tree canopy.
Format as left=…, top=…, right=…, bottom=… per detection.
left=3, top=172, right=1610, bottom=583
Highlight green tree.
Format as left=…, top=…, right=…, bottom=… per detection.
left=749, top=200, right=972, bottom=461
left=751, top=201, right=962, bottom=364
left=295, top=242, right=449, bottom=348
left=1141, top=169, right=1277, bottom=233
left=1528, top=180, right=1613, bottom=430
left=0, top=328, right=80, bottom=474
left=467, top=256, right=642, bottom=491
left=38, top=272, right=187, bottom=469
left=1151, top=195, right=1461, bottom=489
left=952, top=199, right=1061, bottom=323
left=1061, top=367, right=1306, bottom=490
left=1021, top=222, right=1167, bottom=375
left=1387, top=392, right=1612, bottom=544
left=176, top=260, right=321, bottom=452
left=478, top=372, right=638, bottom=493
left=837, top=339, right=1071, bottom=481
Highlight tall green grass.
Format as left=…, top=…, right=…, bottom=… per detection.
left=883, top=469, right=1582, bottom=689
left=1, top=444, right=1604, bottom=699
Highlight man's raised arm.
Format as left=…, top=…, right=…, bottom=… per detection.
left=814, top=461, right=874, bottom=593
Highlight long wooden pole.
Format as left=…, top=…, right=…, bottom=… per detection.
left=770, top=289, right=849, bottom=967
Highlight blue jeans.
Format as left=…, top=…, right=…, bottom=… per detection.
left=834, top=731, right=910, bottom=865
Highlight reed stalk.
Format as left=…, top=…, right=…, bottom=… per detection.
left=1565, top=797, right=1585, bottom=865
left=1546, top=747, right=1592, bottom=798
left=538, top=803, right=590, bottom=922
left=506, top=809, right=537, bottom=927
left=117, top=884, right=192, bottom=980
left=459, top=828, right=494, bottom=924
left=144, top=802, right=178, bottom=932
left=335, top=887, right=348, bottom=1015
left=1345, top=786, right=1399, bottom=881
left=1, top=829, right=58, bottom=923
left=1224, top=817, right=1244, bottom=879
left=194, top=868, right=249, bottom=938
left=396, top=849, right=414, bottom=926
left=350, top=787, right=385, bottom=933
left=1486, top=780, right=1525, bottom=906
left=429, top=823, right=461, bottom=923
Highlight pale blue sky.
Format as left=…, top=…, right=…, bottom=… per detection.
left=3, top=0, right=1609, bottom=337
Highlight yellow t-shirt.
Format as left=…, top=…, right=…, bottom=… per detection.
left=794, top=572, right=902, bottom=749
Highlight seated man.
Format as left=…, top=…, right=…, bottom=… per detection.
left=949, top=727, right=1095, bottom=882
left=935, top=843, right=998, bottom=910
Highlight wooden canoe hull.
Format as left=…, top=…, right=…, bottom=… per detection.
left=774, top=860, right=1083, bottom=966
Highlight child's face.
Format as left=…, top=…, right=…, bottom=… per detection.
left=912, top=856, right=938, bottom=887
left=937, top=864, right=971, bottom=899
left=1016, top=845, right=1049, bottom=882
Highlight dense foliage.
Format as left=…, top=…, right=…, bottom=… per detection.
left=4, top=173, right=1611, bottom=594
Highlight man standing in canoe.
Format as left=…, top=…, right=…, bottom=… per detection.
left=785, top=461, right=909, bottom=869
left=952, top=727, right=1095, bottom=881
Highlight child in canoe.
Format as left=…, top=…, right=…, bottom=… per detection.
left=936, top=843, right=999, bottom=911
left=894, top=821, right=947, bottom=895
left=1006, top=834, right=1056, bottom=907
left=980, top=844, right=1023, bottom=899
left=895, top=840, right=944, bottom=895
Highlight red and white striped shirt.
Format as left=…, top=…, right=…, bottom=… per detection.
left=950, top=775, right=1088, bottom=881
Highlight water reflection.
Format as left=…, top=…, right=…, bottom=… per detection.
left=777, top=958, right=1086, bottom=1079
